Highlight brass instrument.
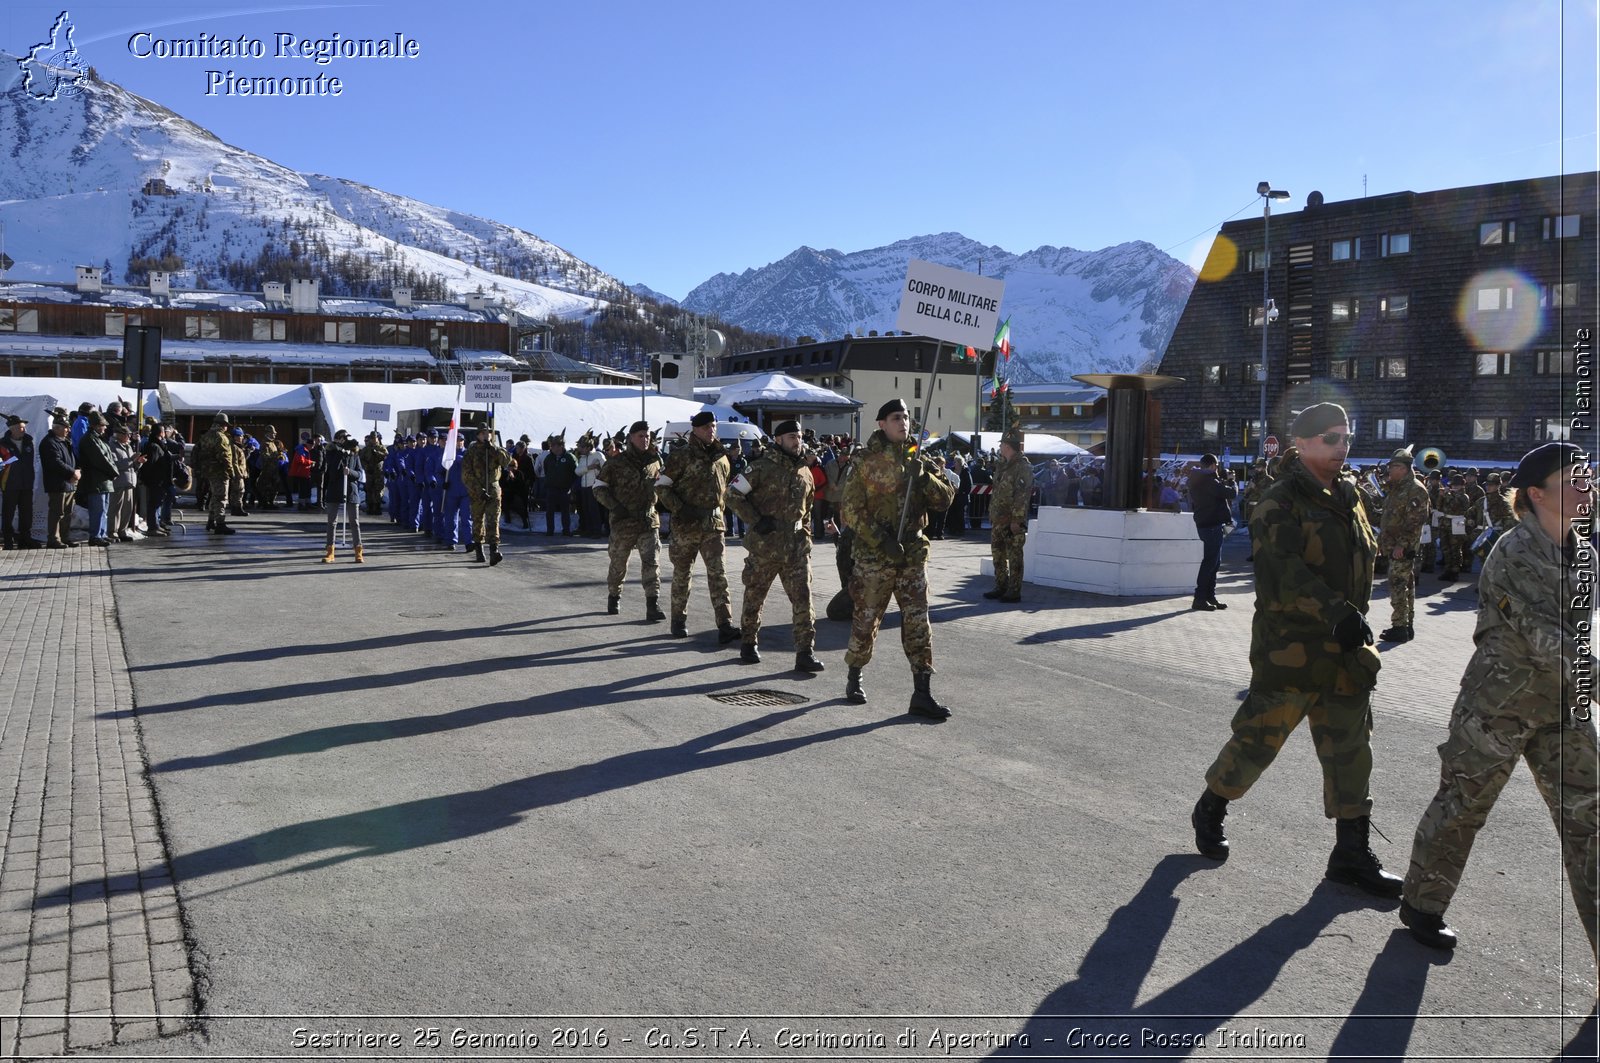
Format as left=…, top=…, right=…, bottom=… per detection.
left=1417, top=447, right=1447, bottom=474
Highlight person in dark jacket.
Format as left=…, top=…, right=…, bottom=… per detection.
left=76, top=411, right=119, bottom=546
left=138, top=423, right=174, bottom=536
left=2, top=413, right=40, bottom=548
left=542, top=434, right=578, bottom=535
left=320, top=432, right=365, bottom=562
left=1188, top=453, right=1238, bottom=611
left=40, top=414, right=80, bottom=548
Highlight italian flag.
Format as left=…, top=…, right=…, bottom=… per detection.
left=994, top=317, right=1012, bottom=360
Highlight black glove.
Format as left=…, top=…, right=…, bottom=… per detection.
left=1333, top=608, right=1373, bottom=652
left=755, top=515, right=777, bottom=535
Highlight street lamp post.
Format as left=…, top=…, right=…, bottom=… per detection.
left=1256, top=181, right=1289, bottom=459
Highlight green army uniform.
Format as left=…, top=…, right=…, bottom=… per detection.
left=657, top=433, right=734, bottom=636
left=259, top=433, right=284, bottom=506
left=840, top=430, right=955, bottom=682
left=986, top=442, right=1033, bottom=600
left=1437, top=483, right=1473, bottom=578
left=193, top=417, right=234, bottom=529
left=359, top=438, right=388, bottom=514
left=595, top=439, right=664, bottom=617
left=1484, top=480, right=1515, bottom=532
left=1422, top=476, right=1443, bottom=572
left=1377, top=461, right=1430, bottom=636
left=728, top=442, right=817, bottom=663
left=463, top=434, right=511, bottom=562
left=227, top=433, right=249, bottom=514
left=1240, top=465, right=1272, bottom=530
left=1403, top=509, right=1598, bottom=955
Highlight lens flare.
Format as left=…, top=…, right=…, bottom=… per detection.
left=1456, top=269, right=1542, bottom=351
left=1195, top=235, right=1238, bottom=282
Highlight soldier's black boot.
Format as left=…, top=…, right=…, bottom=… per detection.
left=215, top=520, right=235, bottom=535
left=670, top=614, right=688, bottom=638
left=845, top=666, right=867, bottom=704
left=908, top=671, right=951, bottom=720
left=982, top=587, right=1004, bottom=600
left=489, top=541, right=503, bottom=567
left=740, top=639, right=761, bottom=664
left=716, top=615, right=741, bottom=644
left=1399, top=899, right=1458, bottom=950
left=1378, top=624, right=1413, bottom=643
left=794, top=648, right=825, bottom=673
left=1440, top=570, right=1457, bottom=584
left=473, top=543, right=486, bottom=563
left=1192, top=789, right=1229, bottom=861
left=1326, top=816, right=1403, bottom=897
left=645, top=597, right=666, bottom=623
left=606, top=594, right=620, bottom=616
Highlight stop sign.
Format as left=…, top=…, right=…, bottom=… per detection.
left=1263, top=435, right=1280, bottom=458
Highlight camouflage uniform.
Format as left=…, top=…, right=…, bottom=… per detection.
left=259, top=434, right=284, bottom=506
left=988, top=450, right=1033, bottom=597
left=728, top=443, right=815, bottom=649
left=463, top=436, right=511, bottom=545
left=1204, top=448, right=1382, bottom=819
left=192, top=423, right=233, bottom=526
left=227, top=434, right=249, bottom=512
left=840, top=430, right=955, bottom=671
left=1437, top=485, right=1473, bottom=576
left=1240, top=466, right=1272, bottom=531
left=1377, top=471, right=1430, bottom=628
left=1421, top=477, right=1443, bottom=571
left=595, top=443, right=663, bottom=599
left=1484, top=484, right=1515, bottom=532
left=1402, top=512, right=1599, bottom=953
left=657, top=434, right=733, bottom=625
left=359, top=439, right=388, bottom=514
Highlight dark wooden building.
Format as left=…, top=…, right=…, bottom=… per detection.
left=1157, top=172, right=1597, bottom=463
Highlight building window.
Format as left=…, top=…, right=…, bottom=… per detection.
left=1380, top=232, right=1411, bottom=256
left=1330, top=238, right=1360, bottom=262
left=1201, top=418, right=1222, bottom=440
left=1377, top=418, right=1407, bottom=441
left=1244, top=361, right=1262, bottom=383
left=1330, top=358, right=1356, bottom=380
left=1376, top=356, right=1408, bottom=379
left=430, top=326, right=449, bottom=351
left=913, top=378, right=922, bottom=399
left=0, top=307, right=39, bottom=332
left=1476, top=285, right=1516, bottom=311
left=1478, top=220, right=1515, bottom=246
left=1248, top=249, right=1270, bottom=272
left=252, top=319, right=287, bottom=341
left=1246, top=419, right=1263, bottom=442
left=1540, top=282, right=1579, bottom=308
left=1474, top=352, right=1511, bottom=375
left=1248, top=305, right=1275, bottom=327
left=1534, top=417, right=1573, bottom=441
left=1537, top=349, right=1575, bottom=374
left=1050, top=405, right=1062, bottom=416
left=378, top=322, right=411, bottom=345
left=1471, top=416, right=1511, bottom=441
left=324, top=321, right=356, bottom=344
left=105, top=312, right=143, bottom=336
left=184, top=315, right=220, bottom=339
left=1330, top=297, right=1360, bottom=324
left=1204, top=364, right=1223, bottom=385
left=1543, top=214, right=1581, bottom=239
left=1379, top=294, right=1410, bottom=321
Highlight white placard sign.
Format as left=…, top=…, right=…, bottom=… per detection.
left=464, top=371, right=514, bottom=404
left=892, top=259, right=1006, bottom=350
left=361, top=402, right=391, bottom=421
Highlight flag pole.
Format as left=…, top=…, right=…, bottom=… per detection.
left=897, top=339, right=945, bottom=542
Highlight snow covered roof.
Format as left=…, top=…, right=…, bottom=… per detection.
left=0, top=280, right=505, bottom=323
left=0, top=332, right=437, bottom=367
left=711, top=372, right=862, bottom=411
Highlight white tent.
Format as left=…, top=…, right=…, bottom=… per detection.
left=947, top=430, right=1090, bottom=458
left=160, top=382, right=316, bottom=416
left=710, top=372, right=862, bottom=415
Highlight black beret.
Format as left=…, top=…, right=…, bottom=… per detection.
left=1199, top=452, right=1217, bottom=466
left=629, top=420, right=650, bottom=435
left=1508, top=442, right=1583, bottom=490
left=1289, top=402, right=1347, bottom=438
left=690, top=411, right=716, bottom=428
left=773, top=419, right=800, bottom=436
left=877, top=398, right=908, bottom=420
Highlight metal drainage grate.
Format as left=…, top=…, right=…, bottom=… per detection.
left=709, top=689, right=810, bottom=708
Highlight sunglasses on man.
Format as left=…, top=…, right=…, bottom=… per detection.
left=1319, top=432, right=1353, bottom=447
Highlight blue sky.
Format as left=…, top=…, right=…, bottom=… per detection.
left=3, top=0, right=1596, bottom=299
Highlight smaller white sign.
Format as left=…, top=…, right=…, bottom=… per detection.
left=361, top=402, right=391, bottom=421
left=465, top=371, right=514, bottom=404
left=892, top=259, right=1006, bottom=350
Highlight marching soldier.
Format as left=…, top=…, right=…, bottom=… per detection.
left=1437, top=473, right=1473, bottom=582
left=1240, top=459, right=1272, bottom=531
left=727, top=419, right=823, bottom=672
left=984, top=429, right=1032, bottom=603
left=359, top=432, right=388, bottom=515
left=1399, top=442, right=1598, bottom=955
left=1421, top=469, right=1443, bottom=573
left=1483, top=470, right=1515, bottom=532
left=1377, top=447, right=1430, bottom=643
left=595, top=421, right=666, bottom=621
left=227, top=427, right=250, bottom=517
left=258, top=427, right=285, bottom=509
left=1191, top=403, right=1401, bottom=898
left=657, top=411, right=738, bottom=642
left=840, top=399, right=956, bottom=719
left=193, top=413, right=236, bottom=534
left=463, top=424, right=510, bottom=565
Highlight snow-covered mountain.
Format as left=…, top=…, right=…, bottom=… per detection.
left=0, top=61, right=625, bottom=318
left=681, top=233, right=1197, bottom=382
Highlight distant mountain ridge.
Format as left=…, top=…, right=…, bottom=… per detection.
left=681, top=233, right=1197, bottom=382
